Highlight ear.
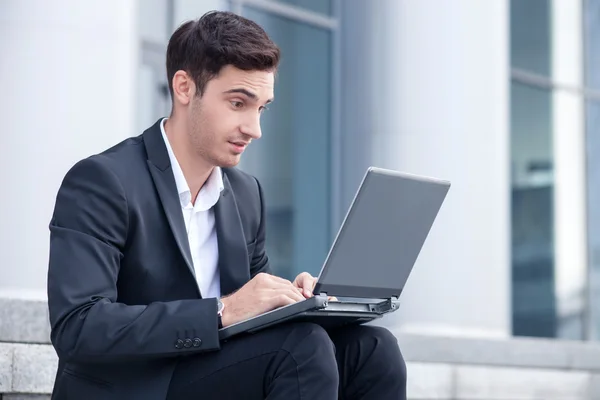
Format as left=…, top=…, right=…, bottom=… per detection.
left=171, top=70, right=196, bottom=106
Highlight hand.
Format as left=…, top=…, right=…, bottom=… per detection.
left=220, top=273, right=305, bottom=328
left=293, top=272, right=337, bottom=301
left=293, top=272, right=317, bottom=298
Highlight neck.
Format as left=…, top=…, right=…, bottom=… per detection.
left=164, top=116, right=213, bottom=203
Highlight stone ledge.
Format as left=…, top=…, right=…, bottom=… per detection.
left=0, top=344, right=56, bottom=395
left=5, top=297, right=600, bottom=372
left=6, top=295, right=600, bottom=373
left=0, top=342, right=599, bottom=399
left=407, top=362, right=598, bottom=400
left=455, top=364, right=590, bottom=399
left=0, top=345, right=11, bottom=393
left=5, top=297, right=600, bottom=399
left=0, top=299, right=50, bottom=344
left=394, top=330, right=600, bottom=372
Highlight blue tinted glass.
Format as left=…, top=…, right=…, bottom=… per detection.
left=510, top=0, right=552, bottom=76
left=586, top=101, right=600, bottom=340
left=511, top=82, right=586, bottom=340
left=511, top=81, right=557, bottom=338
left=585, top=0, right=600, bottom=89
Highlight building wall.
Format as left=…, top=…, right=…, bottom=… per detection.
left=0, top=0, right=226, bottom=299
left=0, top=0, right=138, bottom=299
left=341, top=0, right=511, bottom=337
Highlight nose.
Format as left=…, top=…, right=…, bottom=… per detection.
left=240, top=114, right=262, bottom=140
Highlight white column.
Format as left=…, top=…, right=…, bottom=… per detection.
left=551, top=0, right=588, bottom=338
left=0, top=0, right=138, bottom=299
left=341, top=0, right=511, bottom=337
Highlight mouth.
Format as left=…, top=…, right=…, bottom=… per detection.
left=228, top=141, right=248, bottom=154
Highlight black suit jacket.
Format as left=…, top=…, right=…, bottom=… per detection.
left=47, top=118, right=271, bottom=399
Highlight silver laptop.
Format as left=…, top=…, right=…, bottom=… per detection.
left=219, top=167, right=451, bottom=341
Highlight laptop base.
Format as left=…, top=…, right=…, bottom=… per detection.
left=219, top=295, right=398, bottom=341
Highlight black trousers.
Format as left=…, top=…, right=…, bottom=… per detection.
left=166, top=322, right=407, bottom=400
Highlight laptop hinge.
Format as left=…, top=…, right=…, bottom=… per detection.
left=371, top=297, right=400, bottom=314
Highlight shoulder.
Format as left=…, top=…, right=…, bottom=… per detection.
left=97, top=134, right=145, bottom=173
left=61, top=135, right=145, bottom=188
left=52, top=151, right=132, bottom=234
left=56, top=152, right=128, bottom=214
left=52, top=134, right=147, bottom=224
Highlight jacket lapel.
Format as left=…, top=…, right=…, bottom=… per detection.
left=215, top=173, right=251, bottom=296
left=143, top=119, right=199, bottom=295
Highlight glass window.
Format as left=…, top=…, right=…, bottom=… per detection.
left=585, top=0, right=600, bottom=90
left=510, top=81, right=556, bottom=338
left=266, top=0, right=332, bottom=16
left=585, top=0, right=600, bottom=341
left=510, top=0, right=552, bottom=76
left=508, top=0, right=588, bottom=340
left=586, top=101, right=600, bottom=340
left=236, top=7, right=332, bottom=281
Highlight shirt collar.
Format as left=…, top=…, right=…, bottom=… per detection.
left=160, top=118, right=224, bottom=211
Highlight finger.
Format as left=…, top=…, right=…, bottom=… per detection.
left=301, top=276, right=316, bottom=298
left=260, top=283, right=304, bottom=302
left=270, top=291, right=304, bottom=309
left=292, top=272, right=308, bottom=287
left=284, top=287, right=306, bottom=303
left=293, top=272, right=316, bottom=297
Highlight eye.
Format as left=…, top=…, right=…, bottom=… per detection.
left=259, top=105, right=269, bottom=114
left=230, top=100, right=244, bottom=109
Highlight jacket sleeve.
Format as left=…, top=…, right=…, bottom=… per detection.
left=47, top=156, right=221, bottom=363
left=249, top=177, right=272, bottom=277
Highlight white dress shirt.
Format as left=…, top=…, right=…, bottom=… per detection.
left=160, top=118, right=224, bottom=299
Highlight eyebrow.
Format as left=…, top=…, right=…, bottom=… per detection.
left=223, top=88, right=273, bottom=104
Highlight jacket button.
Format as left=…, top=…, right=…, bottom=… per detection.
left=193, top=338, right=202, bottom=347
left=184, top=338, right=193, bottom=348
left=175, top=339, right=184, bottom=349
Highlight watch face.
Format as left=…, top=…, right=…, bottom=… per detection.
left=217, top=299, right=224, bottom=315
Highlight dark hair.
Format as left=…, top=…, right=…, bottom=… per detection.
left=166, top=10, right=280, bottom=98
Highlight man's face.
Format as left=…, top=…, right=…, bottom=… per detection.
left=185, top=65, right=275, bottom=168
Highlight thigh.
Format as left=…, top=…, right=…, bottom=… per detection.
left=166, top=322, right=324, bottom=400
left=329, top=324, right=406, bottom=400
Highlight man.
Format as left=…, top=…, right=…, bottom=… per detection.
left=47, top=10, right=407, bottom=400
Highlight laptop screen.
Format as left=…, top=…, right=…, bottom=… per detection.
left=314, top=168, right=450, bottom=299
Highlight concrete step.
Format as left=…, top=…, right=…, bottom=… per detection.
left=0, top=342, right=56, bottom=396
left=0, top=298, right=50, bottom=345
left=2, top=340, right=600, bottom=399
left=4, top=298, right=600, bottom=399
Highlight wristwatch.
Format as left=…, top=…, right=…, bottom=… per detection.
left=217, top=298, right=224, bottom=329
